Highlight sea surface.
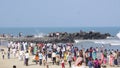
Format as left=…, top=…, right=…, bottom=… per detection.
left=0, top=27, right=120, bottom=36
left=0, top=27, right=120, bottom=50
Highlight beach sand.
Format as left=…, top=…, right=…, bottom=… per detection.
left=0, top=46, right=120, bottom=68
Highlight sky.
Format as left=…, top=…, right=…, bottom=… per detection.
left=0, top=0, right=120, bottom=27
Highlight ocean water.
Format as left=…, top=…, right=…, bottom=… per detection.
left=0, top=27, right=120, bottom=36
left=73, top=41, right=120, bottom=50
left=0, top=27, right=120, bottom=50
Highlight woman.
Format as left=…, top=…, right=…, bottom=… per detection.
left=72, top=57, right=85, bottom=68
left=100, top=51, right=104, bottom=63
left=92, top=49, right=97, bottom=60
left=93, top=58, right=99, bottom=68
left=42, top=53, right=46, bottom=66
left=85, top=49, right=89, bottom=65
left=35, top=53, right=39, bottom=64
left=109, top=52, right=114, bottom=66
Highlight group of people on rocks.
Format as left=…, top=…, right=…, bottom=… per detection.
left=1, top=41, right=120, bottom=68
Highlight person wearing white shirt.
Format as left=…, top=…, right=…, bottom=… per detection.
left=25, top=51, right=29, bottom=66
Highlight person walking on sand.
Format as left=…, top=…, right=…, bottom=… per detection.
left=35, top=52, right=39, bottom=64
left=109, top=52, right=114, bottom=66
left=12, top=47, right=16, bottom=58
left=61, top=58, right=65, bottom=68
left=25, top=51, right=29, bottom=66
left=39, top=51, right=43, bottom=65
left=52, top=51, right=56, bottom=65
left=7, top=50, right=10, bottom=59
left=1, top=49, right=5, bottom=60
left=67, top=52, right=72, bottom=68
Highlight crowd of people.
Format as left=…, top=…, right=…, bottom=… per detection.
left=1, top=41, right=120, bottom=68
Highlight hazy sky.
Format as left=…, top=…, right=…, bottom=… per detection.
left=0, top=0, right=120, bottom=27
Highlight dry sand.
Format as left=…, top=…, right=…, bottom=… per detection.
left=0, top=46, right=120, bottom=68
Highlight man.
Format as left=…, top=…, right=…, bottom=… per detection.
left=39, top=51, right=43, bottom=65
left=25, top=51, right=29, bottom=66
left=67, top=52, right=72, bottom=68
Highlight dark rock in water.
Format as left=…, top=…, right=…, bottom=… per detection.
left=26, top=35, right=34, bottom=38
left=47, top=31, right=111, bottom=43
left=0, top=30, right=111, bottom=43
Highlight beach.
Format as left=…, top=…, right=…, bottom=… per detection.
left=0, top=46, right=70, bottom=68
left=0, top=46, right=120, bottom=68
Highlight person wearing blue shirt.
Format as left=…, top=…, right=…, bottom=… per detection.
left=39, top=51, right=43, bottom=65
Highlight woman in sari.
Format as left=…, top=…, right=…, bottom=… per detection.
left=72, top=57, right=85, bottom=68
left=109, top=52, right=114, bottom=66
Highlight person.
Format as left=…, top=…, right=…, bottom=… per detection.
left=100, top=51, right=104, bottom=63
left=89, top=47, right=93, bottom=58
left=25, top=51, right=29, bottom=66
left=35, top=53, right=39, bottom=64
left=117, top=52, right=120, bottom=66
left=59, top=49, right=62, bottom=59
left=39, top=51, right=43, bottom=65
left=85, top=49, right=89, bottom=66
left=113, top=51, right=118, bottom=66
left=1, top=50, right=5, bottom=59
left=56, top=54, right=60, bottom=65
left=93, top=58, right=99, bottom=68
left=98, top=59, right=102, bottom=68
left=87, top=58, right=93, bottom=68
left=61, top=58, right=65, bottom=68
left=43, top=53, right=46, bottom=66
left=109, top=52, right=114, bottom=66
left=92, top=49, right=97, bottom=60
left=67, top=52, right=72, bottom=68
left=52, top=51, right=56, bottom=65
left=12, top=48, right=16, bottom=58
left=19, top=51, right=24, bottom=61
left=7, top=50, right=10, bottom=59
left=72, top=57, right=85, bottom=68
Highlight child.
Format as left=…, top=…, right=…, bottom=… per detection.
left=61, top=58, right=65, bottom=68
left=1, top=50, right=5, bottom=60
